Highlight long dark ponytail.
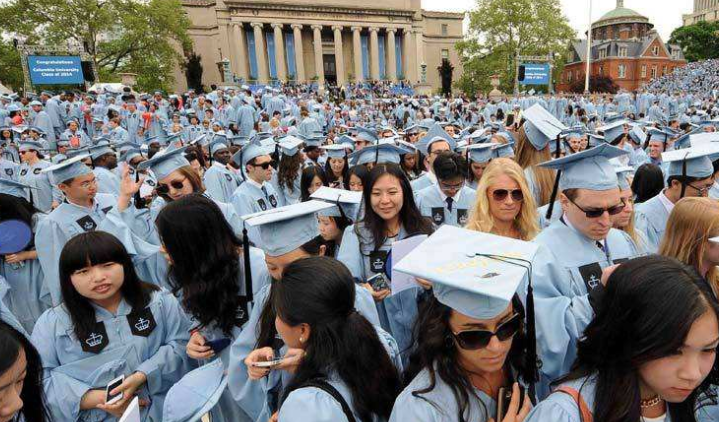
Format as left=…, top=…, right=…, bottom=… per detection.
left=276, top=257, right=402, bottom=420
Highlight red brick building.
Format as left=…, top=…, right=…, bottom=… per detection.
left=556, top=0, right=687, bottom=93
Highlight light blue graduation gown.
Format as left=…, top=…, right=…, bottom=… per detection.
left=227, top=279, right=383, bottom=422
left=0, top=275, right=27, bottom=336
left=32, top=110, right=56, bottom=145
left=537, top=201, right=562, bottom=229
left=0, top=214, right=50, bottom=334
left=270, top=168, right=302, bottom=207
left=19, top=159, right=57, bottom=212
left=415, top=185, right=476, bottom=228
left=35, top=194, right=119, bottom=306
left=204, top=163, right=241, bottom=204
left=31, top=290, right=193, bottom=422
left=94, top=166, right=121, bottom=195
left=390, top=364, right=500, bottom=422
left=524, top=374, right=715, bottom=422
left=336, top=223, right=421, bottom=364
left=0, top=156, right=19, bottom=180
left=634, top=193, right=670, bottom=253
left=532, top=218, right=641, bottom=395
left=410, top=172, right=434, bottom=192
left=231, top=181, right=280, bottom=247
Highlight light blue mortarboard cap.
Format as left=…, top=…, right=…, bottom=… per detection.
left=0, top=179, right=36, bottom=199
left=41, top=154, right=92, bottom=184
left=310, top=186, right=362, bottom=219
left=662, top=146, right=719, bottom=179
left=18, top=140, right=43, bottom=152
left=539, top=144, right=629, bottom=191
left=394, top=225, right=536, bottom=320
left=88, top=141, right=115, bottom=160
left=562, top=126, right=586, bottom=140
left=647, top=127, right=675, bottom=143
left=492, top=142, right=515, bottom=159
left=51, top=154, right=67, bottom=164
left=208, top=137, right=229, bottom=156
left=522, top=104, right=567, bottom=151
left=598, top=120, right=629, bottom=143
left=278, top=136, right=304, bottom=157
left=231, top=139, right=272, bottom=169
left=136, top=143, right=190, bottom=181
left=121, top=148, right=143, bottom=163
left=628, top=126, right=647, bottom=144
left=162, top=358, right=227, bottom=422
left=336, top=135, right=356, bottom=150
left=243, top=200, right=335, bottom=256
left=321, top=144, right=349, bottom=159
left=417, top=124, right=456, bottom=155
left=355, top=127, right=379, bottom=143
left=349, top=143, right=404, bottom=166
left=465, top=142, right=498, bottom=164
left=610, top=159, right=634, bottom=190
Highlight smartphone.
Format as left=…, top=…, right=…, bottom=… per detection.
left=106, top=375, right=125, bottom=405
left=367, top=274, right=389, bottom=291
left=207, top=337, right=231, bottom=354
left=252, top=358, right=285, bottom=368
left=496, top=386, right=525, bottom=421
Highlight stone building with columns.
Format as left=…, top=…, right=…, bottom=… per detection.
left=173, top=0, right=464, bottom=92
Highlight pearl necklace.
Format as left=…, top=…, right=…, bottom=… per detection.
left=640, top=395, right=663, bottom=409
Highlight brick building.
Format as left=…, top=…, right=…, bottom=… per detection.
left=555, top=0, right=687, bottom=93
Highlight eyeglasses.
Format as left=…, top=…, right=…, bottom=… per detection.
left=687, top=182, right=713, bottom=196
left=78, top=179, right=97, bottom=189
left=491, top=189, right=524, bottom=202
left=252, top=162, right=272, bottom=170
left=157, top=177, right=187, bottom=194
left=439, top=181, right=465, bottom=191
left=453, top=313, right=522, bottom=350
left=568, top=196, right=625, bottom=219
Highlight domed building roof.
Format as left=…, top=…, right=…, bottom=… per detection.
left=594, top=1, right=651, bottom=28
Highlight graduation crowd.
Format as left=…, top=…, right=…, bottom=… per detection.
left=2, top=74, right=719, bottom=422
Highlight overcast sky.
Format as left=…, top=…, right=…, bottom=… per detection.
left=422, top=0, right=693, bottom=41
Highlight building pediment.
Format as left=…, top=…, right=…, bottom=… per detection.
left=221, top=0, right=417, bottom=19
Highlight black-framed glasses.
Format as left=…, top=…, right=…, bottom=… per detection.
left=687, top=182, right=713, bottom=196
left=252, top=162, right=272, bottom=170
left=492, top=189, right=524, bottom=202
left=567, top=196, right=625, bottom=218
left=453, top=313, right=522, bottom=350
left=157, top=177, right=187, bottom=194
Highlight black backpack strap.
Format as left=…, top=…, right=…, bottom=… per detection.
left=300, top=378, right=357, bottom=422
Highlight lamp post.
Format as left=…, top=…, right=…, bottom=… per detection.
left=584, top=0, right=593, bottom=94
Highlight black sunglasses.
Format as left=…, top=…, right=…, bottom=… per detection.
left=568, top=197, right=625, bottom=218
left=156, top=178, right=187, bottom=194
left=453, top=313, right=522, bottom=350
left=252, top=162, right=272, bottom=169
left=492, top=189, right=524, bottom=202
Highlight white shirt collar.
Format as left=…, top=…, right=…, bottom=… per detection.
left=436, top=182, right=462, bottom=203
left=658, top=190, right=675, bottom=214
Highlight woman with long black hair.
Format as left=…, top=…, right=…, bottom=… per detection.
left=31, top=231, right=191, bottom=421
left=300, top=166, right=327, bottom=202
left=271, top=137, right=305, bottom=206
left=0, top=320, right=50, bottom=422
left=337, top=163, right=433, bottom=361
left=271, top=257, right=402, bottom=421
left=526, top=255, right=719, bottom=422
left=155, top=194, right=268, bottom=422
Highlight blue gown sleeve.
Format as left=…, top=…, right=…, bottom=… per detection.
left=634, top=209, right=660, bottom=253
left=336, top=226, right=364, bottom=281
left=389, top=392, right=442, bottom=422
left=204, top=171, right=226, bottom=203
left=135, top=291, right=193, bottom=395
left=31, top=309, right=93, bottom=420
left=35, top=217, right=69, bottom=306
left=524, top=391, right=582, bottom=422
left=277, top=387, right=350, bottom=422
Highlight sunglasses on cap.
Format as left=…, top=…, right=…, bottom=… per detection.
left=568, top=197, right=625, bottom=219
left=453, top=313, right=522, bottom=350
left=252, top=162, right=272, bottom=170
left=491, top=189, right=524, bottom=202
left=156, top=177, right=187, bottom=194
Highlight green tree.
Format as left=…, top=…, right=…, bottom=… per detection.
left=669, top=21, right=719, bottom=62
left=0, top=0, right=192, bottom=92
left=0, top=40, right=24, bottom=91
left=457, top=0, right=575, bottom=96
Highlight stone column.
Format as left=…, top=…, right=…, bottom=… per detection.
left=312, top=25, right=325, bottom=84
left=251, top=22, right=269, bottom=83
left=332, top=25, right=346, bottom=87
left=413, top=29, right=423, bottom=83
left=386, top=28, right=397, bottom=81
left=271, top=23, right=287, bottom=81
left=351, top=26, right=363, bottom=82
left=291, top=24, right=306, bottom=83
left=402, top=27, right=416, bottom=83
left=233, top=23, right=249, bottom=80
left=369, top=27, right=380, bottom=81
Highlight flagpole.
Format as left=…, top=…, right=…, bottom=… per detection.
left=584, top=0, right=593, bottom=94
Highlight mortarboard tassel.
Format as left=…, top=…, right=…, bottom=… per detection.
left=545, top=170, right=561, bottom=220
left=242, top=222, right=254, bottom=304
left=680, top=156, right=688, bottom=199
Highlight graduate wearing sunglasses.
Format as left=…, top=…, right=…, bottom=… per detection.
left=389, top=226, right=543, bottom=422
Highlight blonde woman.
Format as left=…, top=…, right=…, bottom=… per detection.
left=515, top=122, right=557, bottom=207
left=465, top=158, right=540, bottom=240
left=612, top=165, right=647, bottom=252
left=659, top=197, right=719, bottom=294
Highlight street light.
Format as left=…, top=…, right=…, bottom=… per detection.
left=584, top=0, right=593, bottom=94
